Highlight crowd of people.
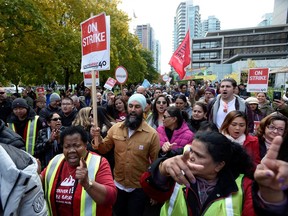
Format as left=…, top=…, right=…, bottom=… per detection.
left=0, top=79, right=287, bottom=216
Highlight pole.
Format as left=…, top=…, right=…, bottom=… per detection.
left=91, top=70, right=99, bottom=148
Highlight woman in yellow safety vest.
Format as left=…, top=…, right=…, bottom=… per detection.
left=141, top=131, right=288, bottom=216
left=40, top=126, right=117, bottom=215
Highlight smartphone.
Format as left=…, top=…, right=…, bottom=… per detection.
left=273, top=91, right=281, bottom=100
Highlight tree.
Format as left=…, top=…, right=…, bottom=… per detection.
left=0, top=0, right=157, bottom=90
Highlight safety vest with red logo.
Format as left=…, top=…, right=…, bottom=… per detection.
left=44, top=153, right=101, bottom=216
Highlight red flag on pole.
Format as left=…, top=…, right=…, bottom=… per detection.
left=169, top=30, right=191, bottom=80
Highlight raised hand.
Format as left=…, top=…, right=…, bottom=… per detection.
left=90, top=125, right=102, bottom=149
left=273, top=99, right=286, bottom=110
left=161, top=142, right=176, bottom=153
left=254, top=136, right=288, bottom=202
left=76, top=157, right=89, bottom=188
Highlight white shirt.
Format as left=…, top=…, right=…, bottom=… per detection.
left=216, top=97, right=236, bottom=128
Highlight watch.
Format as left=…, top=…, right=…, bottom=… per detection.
left=85, top=179, right=93, bottom=191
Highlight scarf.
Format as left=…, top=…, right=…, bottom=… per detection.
left=196, top=177, right=218, bottom=205
left=224, top=133, right=246, bottom=146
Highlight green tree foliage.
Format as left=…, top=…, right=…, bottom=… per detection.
left=0, top=0, right=159, bottom=89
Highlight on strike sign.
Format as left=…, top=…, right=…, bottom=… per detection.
left=104, top=77, right=117, bottom=90
left=81, top=13, right=110, bottom=72
left=246, top=68, right=269, bottom=92
left=83, top=71, right=99, bottom=87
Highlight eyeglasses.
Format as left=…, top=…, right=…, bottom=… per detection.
left=266, top=125, right=285, bottom=133
left=163, top=115, right=172, bottom=119
left=61, top=103, right=72, bottom=106
left=0, top=92, right=5, bottom=94
left=156, top=101, right=167, bottom=105
left=51, top=118, right=61, bottom=121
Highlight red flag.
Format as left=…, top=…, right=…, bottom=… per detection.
left=169, top=30, right=191, bottom=80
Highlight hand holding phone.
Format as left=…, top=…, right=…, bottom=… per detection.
left=273, top=91, right=281, bottom=101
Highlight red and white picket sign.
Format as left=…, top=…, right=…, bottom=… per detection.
left=80, top=13, right=110, bottom=72
left=247, top=68, right=269, bottom=92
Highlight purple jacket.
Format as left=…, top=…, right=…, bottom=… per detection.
left=157, top=122, right=194, bottom=149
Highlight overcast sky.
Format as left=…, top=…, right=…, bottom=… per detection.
left=118, top=0, right=274, bottom=74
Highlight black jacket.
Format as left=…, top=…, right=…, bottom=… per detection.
left=39, top=105, right=61, bottom=122
left=0, top=119, right=25, bottom=150
left=59, top=108, right=78, bottom=127
left=35, top=126, right=65, bottom=169
left=6, top=107, right=44, bottom=140
left=0, top=99, right=12, bottom=123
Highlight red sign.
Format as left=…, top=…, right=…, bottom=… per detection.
left=247, top=68, right=269, bottom=92
left=248, top=68, right=269, bottom=84
left=84, top=72, right=92, bottom=79
left=81, top=13, right=107, bottom=56
left=36, top=87, right=45, bottom=94
left=104, top=77, right=117, bottom=90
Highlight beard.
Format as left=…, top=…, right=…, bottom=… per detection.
left=124, top=111, right=143, bottom=130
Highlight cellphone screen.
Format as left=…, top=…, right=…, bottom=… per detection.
left=273, top=91, right=281, bottom=100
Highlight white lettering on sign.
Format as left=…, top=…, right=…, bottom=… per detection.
left=83, top=31, right=106, bottom=47
left=249, top=76, right=267, bottom=80
left=254, top=70, right=263, bottom=75
left=88, top=22, right=98, bottom=33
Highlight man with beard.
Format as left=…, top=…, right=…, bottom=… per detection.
left=206, top=78, right=253, bottom=132
left=91, top=93, right=160, bottom=216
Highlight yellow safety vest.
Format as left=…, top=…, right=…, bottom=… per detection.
left=8, top=115, right=39, bottom=155
left=45, top=153, right=101, bottom=216
left=160, top=174, right=244, bottom=216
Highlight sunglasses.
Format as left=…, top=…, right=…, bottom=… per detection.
left=51, top=118, right=61, bottom=121
left=0, top=92, right=5, bottom=94
left=156, top=101, right=167, bottom=105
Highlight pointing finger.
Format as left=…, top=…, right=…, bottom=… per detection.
left=80, top=157, right=87, bottom=168
left=263, top=136, right=283, bottom=161
left=182, top=149, right=191, bottom=162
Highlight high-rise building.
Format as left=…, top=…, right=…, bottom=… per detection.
left=272, top=0, right=288, bottom=24
left=173, top=0, right=201, bottom=51
left=135, top=24, right=160, bottom=73
left=154, top=40, right=161, bottom=73
left=258, top=13, right=273, bottom=26
left=200, top=16, right=221, bottom=37
left=171, top=0, right=220, bottom=76
left=136, top=24, right=154, bottom=51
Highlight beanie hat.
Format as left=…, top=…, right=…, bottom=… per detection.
left=12, top=98, right=29, bottom=109
left=50, top=93, right=61, bottom=103
left=128, top=93, right=147, bottom=110
left=245, top=97, right=259, bottom=105
left=205, top=87, right=216, bottom=96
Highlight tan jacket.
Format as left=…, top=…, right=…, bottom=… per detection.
left=98, top=120, right=160, bottom=188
